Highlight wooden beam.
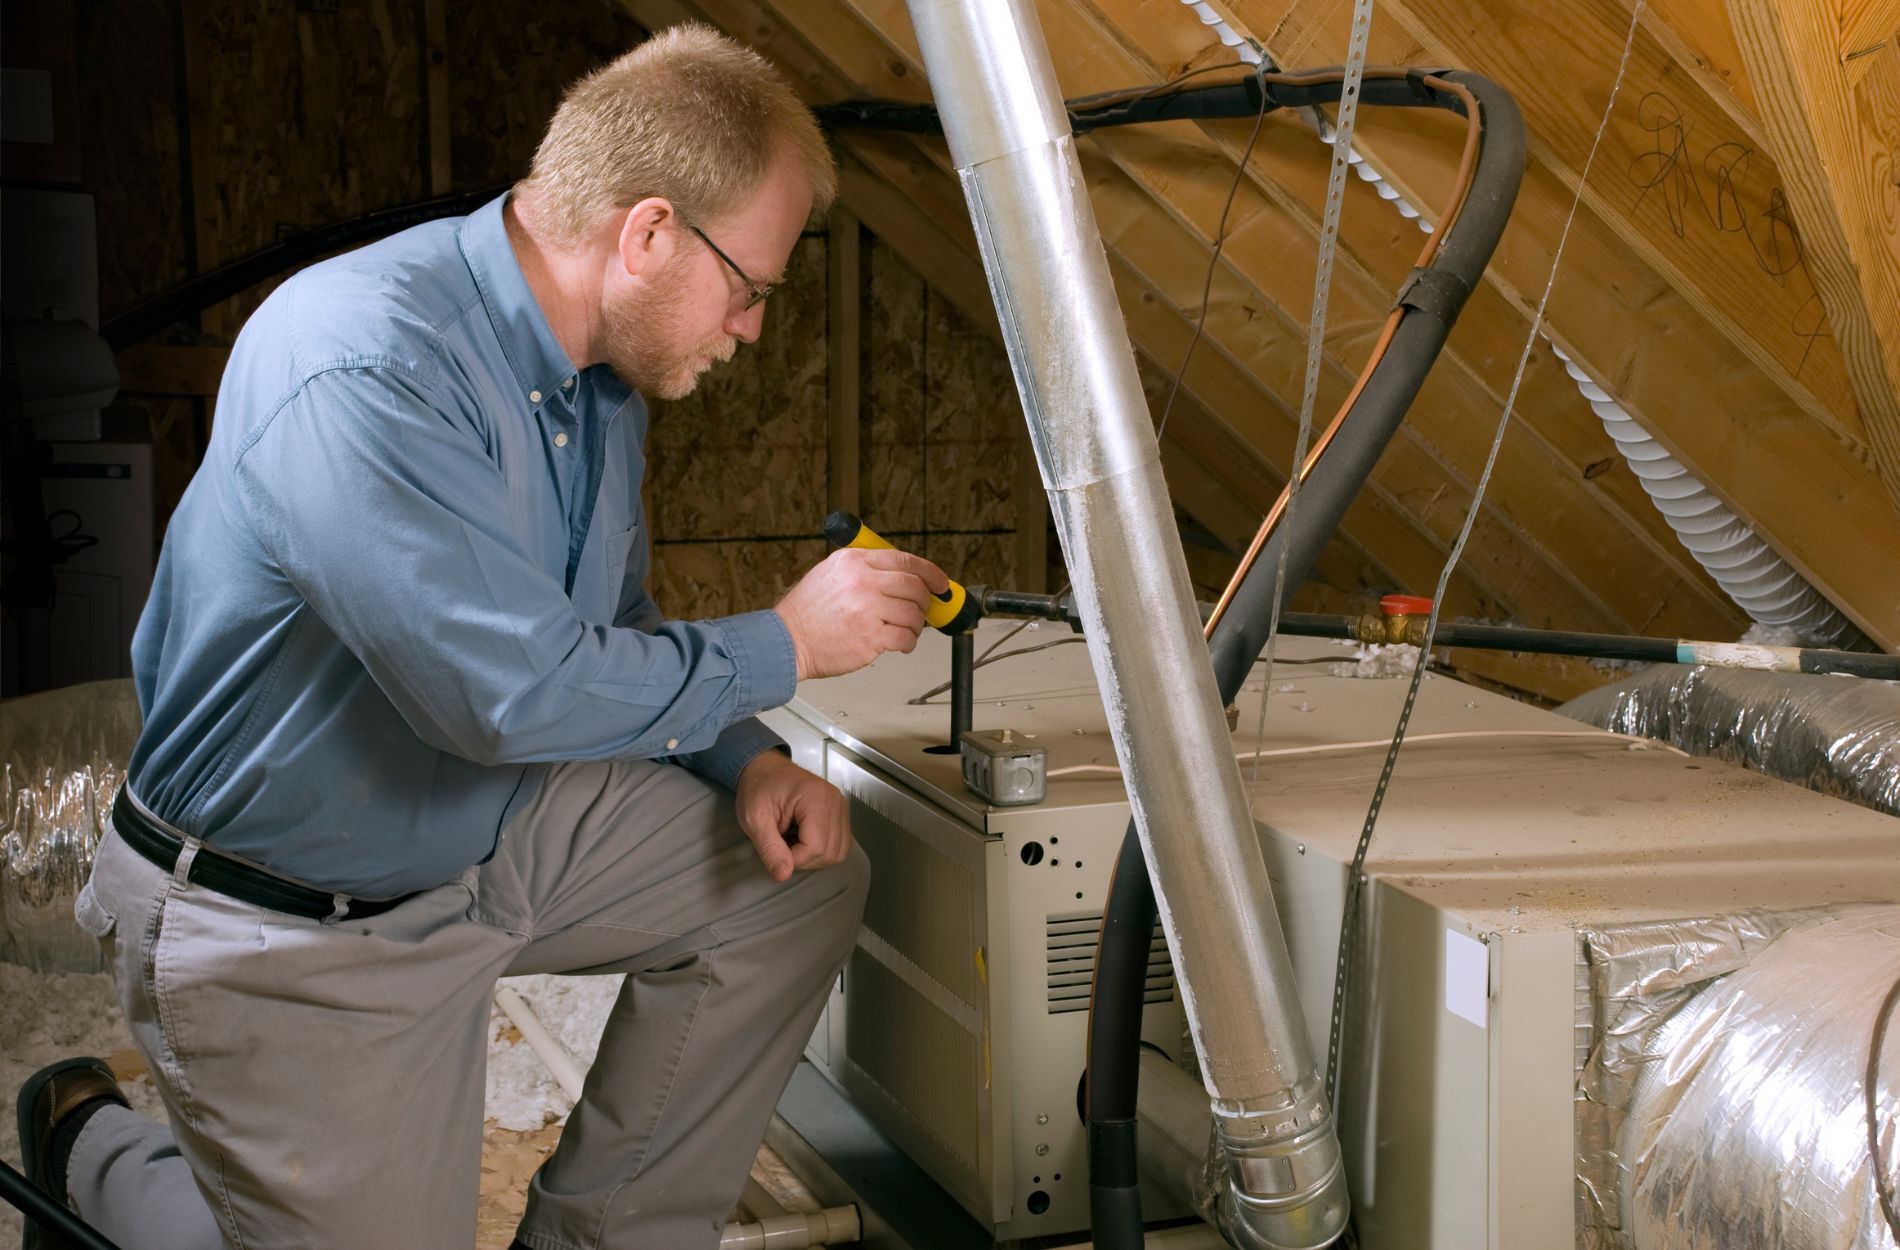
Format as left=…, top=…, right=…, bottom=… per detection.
left=179, top=0, right=227, bottom=340
left=1842, top=0, right=1900, bottom=76
left=826, top=206, right=862, bottom=515
left=1240, top=0, right=1866, bottom=448
left=1727, top=0, right=1900, bottom=518
left=1640, top=0, right=1761, bottom=121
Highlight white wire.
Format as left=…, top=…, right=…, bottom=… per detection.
left=1046, top=728, right=1683, bottom=777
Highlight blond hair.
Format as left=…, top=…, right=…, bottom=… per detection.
left=517, top=25, right=837, bottom=244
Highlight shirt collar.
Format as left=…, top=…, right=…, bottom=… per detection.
left=459, top=194, right=582, bottom=407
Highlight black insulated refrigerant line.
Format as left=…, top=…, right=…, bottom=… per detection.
left=1083, top=71, right=1524, bottom=1248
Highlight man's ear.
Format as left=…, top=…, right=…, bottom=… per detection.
left=616, top=196, right=679, bottom=280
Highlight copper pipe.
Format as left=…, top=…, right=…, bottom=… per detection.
left=1202, top=74, right=1485, bottom=641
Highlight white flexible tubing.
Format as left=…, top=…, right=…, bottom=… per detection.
left=1047, top=728, right=1686, bottom=777
left=1549, top=344, right=1864, bottom=647
left=494, top=985, right=863, bottom=1250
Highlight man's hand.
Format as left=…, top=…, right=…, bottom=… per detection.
left=734, top=750, right=852, bottom=882
left=774, top=547, right=951, bottom=680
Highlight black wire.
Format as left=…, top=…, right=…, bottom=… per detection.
left=909, top=636, right=1087, bottom=704
left=1871, top=973, right=1900, bottom=1241
left=909, top=639, right=1337, bottom=705
left=1154, top=60, right=1274, bottom=446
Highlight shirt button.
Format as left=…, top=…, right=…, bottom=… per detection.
left=562, top=377, right=575, bottom=391
left=553, top=432, right=569, bottom=448
left=529, top=389, right=542, bottom=404
left=666, top=738, right=679, bottom=750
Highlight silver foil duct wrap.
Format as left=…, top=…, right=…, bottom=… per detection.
left=1560, top=665, right=1900, bottom=817
left=1, top=679, right=140, bottom=972
left=1575, top=906, right=1900, bottom=1250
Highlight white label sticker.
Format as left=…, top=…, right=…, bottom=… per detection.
left=1445, top=928, right=1488, bottom=1028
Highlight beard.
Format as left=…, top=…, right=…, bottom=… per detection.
left=597, top=256, right=737, bottom=401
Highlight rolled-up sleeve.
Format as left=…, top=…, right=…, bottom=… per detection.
left=234, top=365, right=798, bottom=767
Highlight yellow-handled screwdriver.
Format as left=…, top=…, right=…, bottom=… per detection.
left=823, top=511, right=983, bottom=635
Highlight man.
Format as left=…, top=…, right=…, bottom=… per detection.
left=16, top=26, right=946, bottom=1250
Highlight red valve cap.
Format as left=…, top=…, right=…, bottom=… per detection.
left=1379, top=593, right=1435, bottom=617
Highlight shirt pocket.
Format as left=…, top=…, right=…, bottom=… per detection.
left=604, top=520, right=640, bottom=584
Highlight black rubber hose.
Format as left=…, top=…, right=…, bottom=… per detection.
left=0, top=1158, right=123, bottom=1250
left=1272, top=614, right=1900, bottom=678
left=1083, top=836, right=1160, bottom=1234
left=1084, top=71, right=1524, bottom=1249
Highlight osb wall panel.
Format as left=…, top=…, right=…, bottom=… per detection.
left=648, top=227, right=1032, bottom=619
left=864, top=236, right=1023, bottom=589
left=78, top=1, right=187, bottom=319
left=648, top=234, right=831, bottom=615
left=448, top=2, right=645, bottom=190
left=863, top=234, right=927, bottom=539
left=195, top=0, right=426, bottom=330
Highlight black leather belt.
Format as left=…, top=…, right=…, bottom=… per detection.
left=111, top=789, right=420, bottom=922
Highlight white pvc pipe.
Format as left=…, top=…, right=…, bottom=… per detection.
left=493, top=984, right=586, bottom=1101
left=717, top=1206, right=862, bottom=1250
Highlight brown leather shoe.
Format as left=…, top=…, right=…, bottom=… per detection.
left=15, top=1057, right=126, bottom=1250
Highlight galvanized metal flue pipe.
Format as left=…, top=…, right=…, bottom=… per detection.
left=896, top=3, right=1348, bottom=1247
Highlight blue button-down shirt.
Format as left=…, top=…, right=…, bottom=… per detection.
left=127, top=195, right=797, bottom=897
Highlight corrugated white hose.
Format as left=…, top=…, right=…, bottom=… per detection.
left=1551, top=343, right=1865, bottom=647
left=492, top=986, right=863, bottom=1250
left=1294, top=88, right=1865, bottom=646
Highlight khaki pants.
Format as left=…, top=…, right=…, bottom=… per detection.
left=68, top=758, right=868, bottom=1250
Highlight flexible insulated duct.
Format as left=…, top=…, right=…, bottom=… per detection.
left=1551, top=344, right=1867, bottom=648
left=897, top=3, right=1350, bottom=1246
left=1618, top=907, right=1900, bottom=1250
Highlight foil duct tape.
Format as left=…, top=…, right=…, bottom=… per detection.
left=1562, top=665, right=1900, bottom=817
left=1, top=679, right=140, bottom=973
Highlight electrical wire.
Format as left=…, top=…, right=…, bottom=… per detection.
left=1871, top=972, right=1900, bottom=1241
left=907, top=637, right=1334, bottom=705
left=907, top=635, right=1087, bottom=705
left=1155, top=59, right=1275, bottom=444
left=1046, top=728, right=1684, bottom=777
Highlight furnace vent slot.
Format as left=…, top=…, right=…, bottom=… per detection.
left=1045, top=913, right=1175, bottom=1014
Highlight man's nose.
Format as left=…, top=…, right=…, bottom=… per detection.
left=725, top=300, right=766, bottom=344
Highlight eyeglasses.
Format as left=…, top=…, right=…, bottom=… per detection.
left=689, top=225, right=776, bottom=311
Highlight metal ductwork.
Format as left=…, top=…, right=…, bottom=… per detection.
left=896, top=2, right=1348, bottom=1246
